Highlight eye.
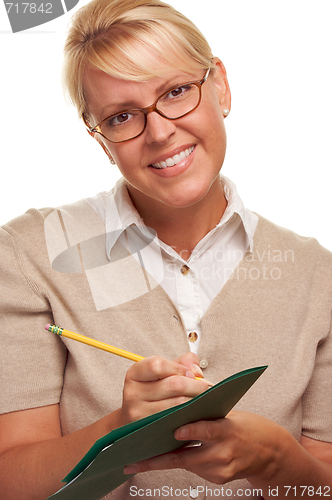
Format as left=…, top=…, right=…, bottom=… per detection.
left=105, top=112, right=133, bottom=128
left=165, top=84, right=193, bottom=101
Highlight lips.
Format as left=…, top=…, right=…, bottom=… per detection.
left=151, top=146, right=195, bottom=169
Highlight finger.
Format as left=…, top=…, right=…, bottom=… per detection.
left=121, top=380, right=209, bottom=425
left=127, top=356, right=190, bottom=382
left=175, top=353, right=214, bottom=385
left=123, top=444, right=214, bottom=475
left=123, top=396, right=191, bottom=420
left=174, top=352, right=204, bottom=378
left=124, top=443, right=235, bottom=486
left=131, top=375, right=210, bottom=404
left=174, top=419, right=227, bottom=441
left=127, top=356, right=210, bottom=391
left=124, top=448, right=189, bottom=475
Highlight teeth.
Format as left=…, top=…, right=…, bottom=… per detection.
left=152, top=146, right=195, bottom=169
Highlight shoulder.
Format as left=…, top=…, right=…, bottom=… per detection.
left=0, top=197, right=107, bottom=275
left=0, top=207, right=56, bottom=262
left=1, top=196, right=105, bottom=241
left=255, top=213, right=332, bottom=256
left=254, top=213, right=332, bottom=276
left=2, top=206, right=54, bottom=234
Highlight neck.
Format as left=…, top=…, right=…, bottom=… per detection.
left=127, top=178, right=227, bottom=260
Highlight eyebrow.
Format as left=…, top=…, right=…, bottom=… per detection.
left=100, top=100, right=139, bottom=116
left=99, top=73, right=196, bottom=118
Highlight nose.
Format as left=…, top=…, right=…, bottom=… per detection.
left=144, top=111, right=177, bottom=145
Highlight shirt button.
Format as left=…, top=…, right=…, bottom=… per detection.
left=188, top=331, right=198, bottom=342
left=200, top=359, right=208, bottom=369
left=190, top=488, right=199, bottom=499
left=180, top=264, right=190, bottom=275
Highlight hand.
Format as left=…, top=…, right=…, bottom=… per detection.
left=118, top=352, right=209, bottom=426
left=123, top=410, right=290, bottom=485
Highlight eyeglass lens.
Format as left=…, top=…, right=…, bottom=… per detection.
left=100, top=83, right=201, bottom=143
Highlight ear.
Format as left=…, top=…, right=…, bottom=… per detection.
left=210, top=57, right=231, bottom=117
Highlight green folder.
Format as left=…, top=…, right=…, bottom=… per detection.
left=48, top=365, right=267, bottom=500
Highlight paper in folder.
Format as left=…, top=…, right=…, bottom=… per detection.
left=47, top=365, right=267, bottom=500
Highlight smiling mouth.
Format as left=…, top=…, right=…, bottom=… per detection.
left=151, top=146, right=195, bottom=169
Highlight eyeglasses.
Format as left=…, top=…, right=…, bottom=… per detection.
left=85, top=68, right=210, bottom=143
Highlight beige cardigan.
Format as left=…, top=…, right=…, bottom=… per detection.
left=1, top=199, right=332, bottom=499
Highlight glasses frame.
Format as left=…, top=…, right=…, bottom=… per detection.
left=85, top=68, right=211, bottom=144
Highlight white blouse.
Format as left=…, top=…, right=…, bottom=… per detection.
left=87, top=175, right=258, bottom=354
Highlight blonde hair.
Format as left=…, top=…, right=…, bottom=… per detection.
left=62, top=0, right=214, bottom=120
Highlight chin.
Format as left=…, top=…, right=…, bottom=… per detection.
left=161, top=184, right=213, bottom=209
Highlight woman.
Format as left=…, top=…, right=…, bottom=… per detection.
left=0, top=0, right=331, bottom=499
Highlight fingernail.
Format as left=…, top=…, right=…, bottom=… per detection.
left=124, top=464, right=140, bottom=475
left=192, top=364, right=204, bottom=378
left=175, top=427, right=189, bottom=440
left=186, top=370, right=195, bottom=379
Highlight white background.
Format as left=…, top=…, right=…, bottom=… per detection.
left=1, top=1, right=332, bottom=249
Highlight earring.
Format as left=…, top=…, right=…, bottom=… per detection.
left=109, top=156, right=116, bottom=164
left=223, top=109, right=230, bottom=117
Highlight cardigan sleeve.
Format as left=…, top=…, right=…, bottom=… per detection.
left=0, top=226, right=67, bottom=415
left=301, top=306, right=332, bottom=443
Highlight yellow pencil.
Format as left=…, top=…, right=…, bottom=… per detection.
left=45, top=324, right=144, bottom=362
left=45, top=324, right=209, bottom=383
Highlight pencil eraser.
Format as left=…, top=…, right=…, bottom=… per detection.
left=45, top=324, right=51, bottom=331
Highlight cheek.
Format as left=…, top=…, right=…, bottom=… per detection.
left=109, top=143, right=141, bottom=175
left=200, top=114, right=228, bottom=172
left=208, top=104, right=226, bottom=135
left=199, top=107, right=227, bottom=156
left=196, top=92, right=226, bottom=138
left=105, top=140, right=124, bottom=163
